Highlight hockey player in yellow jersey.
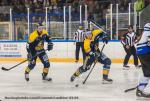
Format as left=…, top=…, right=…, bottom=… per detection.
left=92, top=29, right=113, bottom=83
left=70, top=29, right=113, bottom=84
left=25, top=23, right=53, bottom=81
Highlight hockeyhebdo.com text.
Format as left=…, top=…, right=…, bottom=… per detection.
left=5, top=96, right=79, bottom=100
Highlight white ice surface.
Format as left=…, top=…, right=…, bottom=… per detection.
left=0, top=62, right=150, bottom=101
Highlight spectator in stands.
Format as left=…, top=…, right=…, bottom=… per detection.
left=44, top=0, right=51, bottom=6
left=122, top=0, right=130, bottom=12
left=13, top=4, right=20, bottom=13
left=17, top=27, right=24, bottom=40
left=72, top=0, right=79, bottom=10
left=134, top=0, right=145, bottom=12
left=57, top=0, right=66, bottom=8
left=0, top=0, right=2, bottom=6
left=112, top=20, right=117, bottom=39
left=88, top=12, right=94, bottom=21
left=35, top=0, right=44, bottom=13
left=24, top=0, right=30, bottom=8
left=93, top=1, right=100, bottom=22
left=24, top=29, right=28, bottom=41
left=134, top=0, right=145, bottom=34
left=145, top=0, right=150, bottom=7
left=87, top=0, right=94, bottom=14
left=19, top=3, right=27, bottom=14
left=30, top=2, right=36, bottom=13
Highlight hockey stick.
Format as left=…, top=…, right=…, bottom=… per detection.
left=124, top=86, right=137, bottom=93
left=89, top=20, right=107, bottom=33
left=1, top=49, right=48, bottom=71
left=82, top=43, right=106, bottom=84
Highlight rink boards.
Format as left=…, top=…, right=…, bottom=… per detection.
left=0, top=41, right=135, bottom=63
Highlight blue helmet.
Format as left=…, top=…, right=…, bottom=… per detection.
left=37, top=22, right=45, bottom=31
left=37, top=22, right=45, bottom=27
left=38, top=23, right=43, bottom=26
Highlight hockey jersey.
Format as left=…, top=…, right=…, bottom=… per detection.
left=84, top=38, right=95, bottom=54
left=27, top=29, right=51, bottom=53
left=92, top=29, right=104, bottom=43
left=136, top=27, right=150, bottom=54
left=91, top=29, right=108, bottom=51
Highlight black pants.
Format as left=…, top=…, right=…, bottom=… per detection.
left=123, top=46, right=138, bottom=66
left=75, top=42, right=86, bottom=62
left=138, top=53, right=150, bottom=77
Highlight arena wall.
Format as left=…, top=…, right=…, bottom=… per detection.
left=0, top=41, right=135, bottom=63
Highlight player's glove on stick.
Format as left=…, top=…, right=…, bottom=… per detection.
left=89, top=51, right=96, bottom=57
left=102, top=37, right=108, bottom=44
left=47, top=42, right=53, bottom=51
left=102, top=34, right=109, bottom=44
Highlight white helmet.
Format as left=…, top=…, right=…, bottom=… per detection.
left=144, top=23, right=150, bottom=30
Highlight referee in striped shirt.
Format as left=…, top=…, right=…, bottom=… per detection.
left=121, top=25, right=140, bottom=68
left=74, top=24, right=86, bottom=63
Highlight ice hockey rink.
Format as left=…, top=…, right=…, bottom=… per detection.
left=0, top=62, right=150, bottom=101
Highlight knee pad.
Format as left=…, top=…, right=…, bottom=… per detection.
left=28, top=60, right=36, bottom=70
left=104, top=58, right=111, bottom=65
left=44, top=62, right=50, bottom=68
left=28, top=64, right=35, bottom=70
left=103, top=58, right=111, bottom=69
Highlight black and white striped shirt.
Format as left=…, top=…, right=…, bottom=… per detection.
left=74, top=29, right=85, bottom=42
left=121, top=32, right=136, bottom=46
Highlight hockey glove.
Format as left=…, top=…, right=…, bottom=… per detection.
left=47, top=42, right=53, bottom=51
left=102, top=37, right=109, bottom=44
left=102, top=34, right=109, bottom=44
left=89, top=51, right=96, bottom=57
left=42, top=34, right=52, bottom=42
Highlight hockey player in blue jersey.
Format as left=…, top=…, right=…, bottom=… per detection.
left=136, top=23, right=150, bottom=97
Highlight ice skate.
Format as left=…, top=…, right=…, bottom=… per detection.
left=136, top=88, right=150, bottom=98
left=25, top=72, right=29, bottom=81
left=70, top=75, right=76, bottom=82
left=135, top=65, right=142, bottom=68
left=102, top=78, right=113, bottom=84
left=42, top=73, right=52, bottom=81
left=123, top=65, right=130, bottom=70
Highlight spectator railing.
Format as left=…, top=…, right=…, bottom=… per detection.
left=7, top=5, right=88, bottom=41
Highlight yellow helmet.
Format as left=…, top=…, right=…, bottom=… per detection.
left=79, top=24, right=83, bottom=30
